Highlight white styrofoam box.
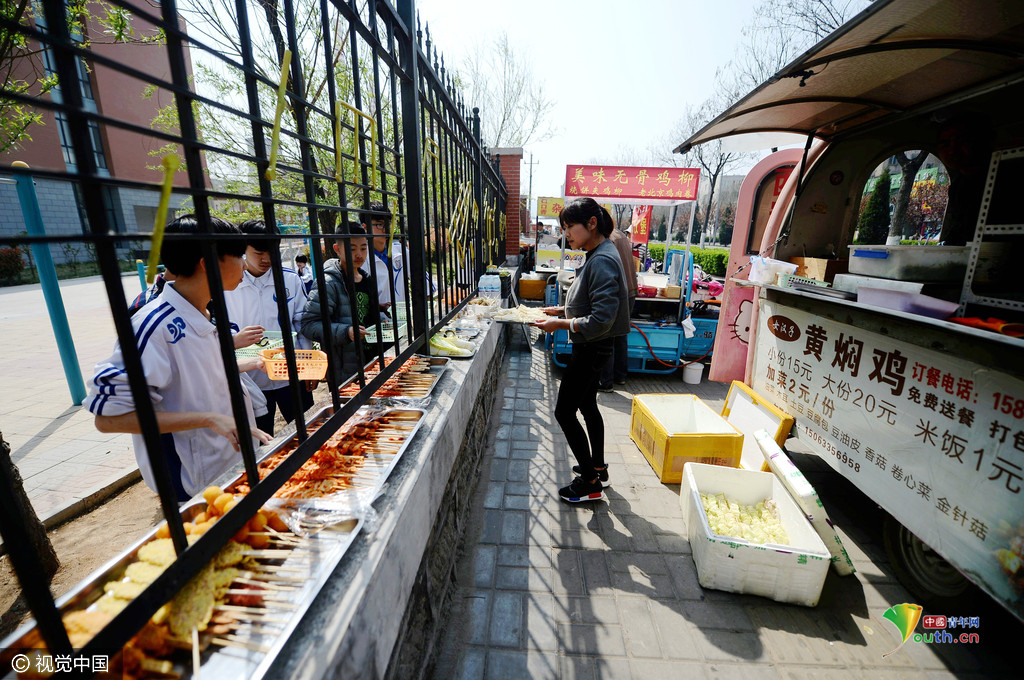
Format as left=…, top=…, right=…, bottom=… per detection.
left=721, top=382, right=794, bottom=472
left=755, top=430, right=856, bottom=576
left=680, top=463, right=831, bottom=606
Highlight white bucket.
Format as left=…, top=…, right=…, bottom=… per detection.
left=682, top=362, right=704, bottom=384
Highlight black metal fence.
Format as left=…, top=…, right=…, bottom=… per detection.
left=0, top=0, right=505, bottom=664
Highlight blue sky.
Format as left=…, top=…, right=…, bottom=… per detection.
left=417, top=0, right=763, bottom=200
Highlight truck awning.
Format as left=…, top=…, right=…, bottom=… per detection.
left=675, top=0, right=1024, bottom=154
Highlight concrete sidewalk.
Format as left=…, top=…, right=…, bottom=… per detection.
left=432, top=338, right=1017, bottom=680
left=0, top=274, right=141, bottom=529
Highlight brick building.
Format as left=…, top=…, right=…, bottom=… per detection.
left=0, top=4, right=194, bottom=264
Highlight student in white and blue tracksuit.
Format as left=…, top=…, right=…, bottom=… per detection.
left=224, top=220, right=311, bottom=435
left=88, top=215, right=273, bottom=502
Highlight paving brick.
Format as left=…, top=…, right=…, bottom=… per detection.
left=502, top=493, right=531, bottom=510
left=465, top=590, right=491, bottom=645
left=555, top=622, right=627, bottom=656
left=610, top=568, right=677, bottom=599
left=550, top=549, right=586, bottom=595
left=492, top=439, right=511, bottom=458
left=619, top=597, right=663, bottom=658
left=693, top=629, right=771, bottom=663
left=553, top=595, right=620, bottom=624
left=682, top=601, right=755, bottom=632
left=501, top=511, right=526, bottom=544
left=704, top=663, right=782, bottom=680
left=504, top=482, right=531, bottom=496
left=495, top=566, right=529, bottom=590
left=485, top=649, right=558, bottom=680
left=648, top=601, right=703, bottom=661
left=578, top=550, right=613, bottom=595
left=606, top=551, right=669, bottom=575
left=633, top=660, right=707, bottom=678
left=484, top=482, right=504, bottom=509
left=523, top=592, right=558, bottom=653
left=479, top=509, right=503, bottom=543
left=490, top=459, right=509, bottom=481
left=456, top=647, right=486, bottom=680
left=473, top=545, right=497, bottom=587
left=488, top=591, right=523, bottom=648
left=559, top=654, right=597, bottom=680
left=506, top=460, right=528, bottom=482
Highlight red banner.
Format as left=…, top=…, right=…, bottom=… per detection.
left=630, top=205, right=652, bottom=244
left=565, top=164, right=700, bottom=201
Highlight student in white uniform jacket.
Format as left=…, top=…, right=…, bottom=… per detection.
left=224, top=220, right=311, bottom=435
left=361, top=202, right=395, bottom=315
left=89, top=215, right=272, bottom=502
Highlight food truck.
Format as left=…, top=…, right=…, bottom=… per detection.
left=678, top=0, right=1024, bottom=619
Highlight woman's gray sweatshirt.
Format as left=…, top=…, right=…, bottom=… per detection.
left=564, top=238, right=630, bottom=343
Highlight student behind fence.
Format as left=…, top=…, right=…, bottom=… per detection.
left=533, top=198, right=629, bottom=503
left=224, top=219, right=312, bottom=436
left=361, top=202, right=394, bottom=315
left=88, top=215, right=273, bottom=502
left=300, top=223, right=381, bottom=386
left=294, top=253, right=314, bottom=294
left=598, top=219, right=637, bottom=391
left=129, top=265, right=271, bottom=423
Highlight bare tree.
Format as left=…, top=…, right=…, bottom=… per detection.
left=458, top=32, right=555, bottom=148
left=889, top=150, right=928, bottom=239
left=731, top=0, right=872, bottom=91
left=658, top=95, right=746, bottom=245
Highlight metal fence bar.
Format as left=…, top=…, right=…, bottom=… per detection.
left=0, top=0, right=508, bottom=665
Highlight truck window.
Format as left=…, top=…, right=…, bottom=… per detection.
left=854, top=151, right=948, bottom=245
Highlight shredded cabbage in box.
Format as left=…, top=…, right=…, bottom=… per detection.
left=700, top=492, right=790, bottom=545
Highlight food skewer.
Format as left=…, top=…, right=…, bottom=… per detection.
left=210, top=636, right=272, bottom=654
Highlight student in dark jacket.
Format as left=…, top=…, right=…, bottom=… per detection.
left=534, top=198, right=629, bottom=503
left=299, top=223, right=379, bottom=386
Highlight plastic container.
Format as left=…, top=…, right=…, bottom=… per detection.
left=847, top=245, right=969, bottom=281
left=259, top=348, right=329, bottom=380
left=857, top=287, right=959, bottom=319
left=680, top=463, right=831, bottom=606
left=682, top=362, right=704, bottom=384
left=637, top=285, right=658, bottom=298
left=629, top=394, right=743, bottom=483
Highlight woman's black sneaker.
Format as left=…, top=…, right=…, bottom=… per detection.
left=572, top=465, right=610, bottom=487
left=558, top=476, right=605, bottom=503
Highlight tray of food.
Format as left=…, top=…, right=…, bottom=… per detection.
left=0, top=485, right=362, bottom=680
left=491, top=305, right=550, bottom=324
left=429, top=331, right=475, bottom=358
left=338, top=355, right=447, bottom=402
left=231, top=406, right=426, bottom=502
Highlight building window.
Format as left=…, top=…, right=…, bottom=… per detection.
left=34, top=1, right=109, bottom=176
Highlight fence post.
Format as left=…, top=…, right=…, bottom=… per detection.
left=398, top=0, right=429, bottom=341
left=12, top=162, right=87, bottom=406
left=472, top=107, right=484, bottom=280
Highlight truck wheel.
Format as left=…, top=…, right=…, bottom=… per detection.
left=882, top=515, right=970, bottom=607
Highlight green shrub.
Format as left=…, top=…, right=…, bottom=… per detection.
left=692, top=248, right=729, bottom=276
left=0, top=246, right=24, bottom=282
left=646, top=245, right=729, bottom=276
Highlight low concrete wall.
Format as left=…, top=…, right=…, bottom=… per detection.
left=268, top=321, right=506, bottom=679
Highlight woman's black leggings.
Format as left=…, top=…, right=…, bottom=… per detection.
left=555, top=338, right=613, bottom=481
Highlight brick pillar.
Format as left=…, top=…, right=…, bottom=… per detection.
left=490, top=147, right=523, bottom=259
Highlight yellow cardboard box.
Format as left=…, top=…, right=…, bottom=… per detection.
left=630, top=394, right=743, bottom=483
